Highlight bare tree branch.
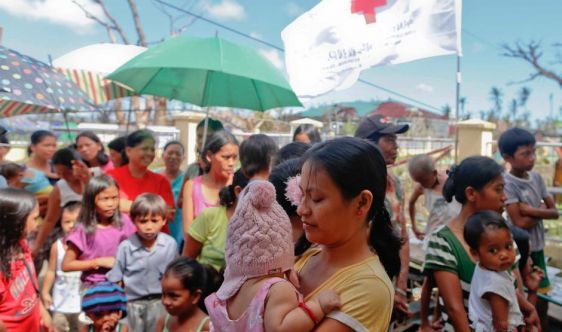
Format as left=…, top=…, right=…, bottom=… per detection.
left=72, top=0, right=129, bottom=44
left=502, top=41, right=562, bottom=88
left=126, top=0, right=147, bottom=47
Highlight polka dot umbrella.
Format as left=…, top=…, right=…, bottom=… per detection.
left=0, top=46, right=96, bottom=117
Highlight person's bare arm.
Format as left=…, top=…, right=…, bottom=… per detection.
left=61, top=243, right=115, bottom=272
left=513, top=269, right=541, bottom=331
left=41, top=242, right=57, bottom=308
left=395, top=209, right=411, bottom=317
left=483, top=292, right=510, bottom=332
left=0, top=320, right=6, bottom=332
left=155, top=315, right=166, bottom=332
left=263, top=282, right=340, bottom=332
left=408, top=185, right=424, bottom=238
left=182, top=180, right=195, bottom=239
left=32, top=187, right=61, bottom=256
left=505, top=203, right=537, bottom=229
left=182, top=235, right=203, bottom=258
left=433, top=270, right=471, bottom=332
left=519, top=196, right=559, bottom=220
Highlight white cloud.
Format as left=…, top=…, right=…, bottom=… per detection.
left=287, top=2, right=304, bottom=17
left=249, top=32, right=262, bottom=39
left=416, top=83, right=434, bottom=93
left=205, top=0, right=246, bottom=21
left=0, top=0, right=103, bottom=32
left=259, top=49, right=284, bottom=71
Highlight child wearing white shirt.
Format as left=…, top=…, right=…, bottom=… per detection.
left=464, top=210, right=524, bottom=332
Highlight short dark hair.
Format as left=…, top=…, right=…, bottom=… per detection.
left=498, top=127, right=536, bottom=157
left=293, top=124, right=321, bottom=143
left=0, top=162, right=24, bottom=180
left=163, top=140, right=185, bottom=154
left=239, top=134, right=278, bottom=178
left=52, top=147, right=82, bottom=168
left=273, top=141, right=310, bottom=167
left=463, top=210, right=510, bottom=250
left=130, top=193, right=168, bottom=220
left=126, top=129, right=155, bottom=148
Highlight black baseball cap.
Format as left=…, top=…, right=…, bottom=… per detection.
left=354, top=115, right=409, bottom=140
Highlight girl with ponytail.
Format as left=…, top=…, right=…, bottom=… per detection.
left=294, top=137, right=400, bottom=332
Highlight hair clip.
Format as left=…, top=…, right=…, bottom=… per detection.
left=285, top=175, right=302, bottom=207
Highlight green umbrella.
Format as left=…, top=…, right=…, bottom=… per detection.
left=106, top=35, right=302, bottom=111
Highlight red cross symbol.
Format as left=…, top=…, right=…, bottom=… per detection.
left=351, top=0, right=387, bottom=24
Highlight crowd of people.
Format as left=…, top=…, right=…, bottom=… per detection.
left=0, top=117, right=556, bottom=332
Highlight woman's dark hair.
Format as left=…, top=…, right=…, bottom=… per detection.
left=511, top=226, right=530, bottom=271
left=201, top=130, right=239, bottom=173
left=273, top=141, right=310, bottom=167
left=463, top=210, right=510, bottom=251
left=269, top=158, right=302, bottom=218
left=497, top=127, right=536, bottom=157
left=76, top=131, right=109, bottom=167
left=219, top=169, right=249, bottom=207
left=0, top=188, right=37, bottom=280
left=239, top=134, right=278, bottom=178
left=108, top=136, right=128, bottom=165
left=28, top=130, right=55, bottom=156
left=52, top=147, right=82, bottom=168
left=164, top=257, right=212, bottom=311
left=197, top=118, right=224, bottom=131
left=442, top=156, right=503, bottom=204
left=293, top=124, right=322, bottom=144
left=126, top=129, right=155, bottom=148
left=295, top=137, right=402, bottom=278
left=77, top=175, right=121, bottom=234
left=163, top=140, right=185, bottom=154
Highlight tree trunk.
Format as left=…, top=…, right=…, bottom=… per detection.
left=127, top=0, right=147, bottom=47
left=155, top=97, right=168, bottom=125
left=114, top=99, right=126, bottom=125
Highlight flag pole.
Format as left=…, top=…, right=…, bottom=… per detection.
left=454, top=54, right=461, bottom=164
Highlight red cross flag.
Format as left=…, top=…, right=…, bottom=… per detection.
left=282, top=0, right=462, bottom=98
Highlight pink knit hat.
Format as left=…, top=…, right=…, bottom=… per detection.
left=216, top=180, right=294, bottom=301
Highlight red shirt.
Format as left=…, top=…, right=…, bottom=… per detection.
left=108, top=165, right=175, bottom=233
left=0, top=242, right=41, bottom=332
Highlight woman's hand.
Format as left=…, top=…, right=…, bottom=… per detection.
left=40, top=302, right=53, bottom=332
left=418, top=317, right=443, bottom=332
left=525, top=266, right=544, bottom=292
left=393, top=291, right=412, bottom=320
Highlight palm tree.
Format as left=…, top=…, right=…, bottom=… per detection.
left=518, top=87, right=532, bottom=111
left=489, top=87, right=504, bottom=118
left=459, top=97, right=467, bottom=119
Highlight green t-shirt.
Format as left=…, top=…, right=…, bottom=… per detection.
left=188, top=206, right=228, bottom=271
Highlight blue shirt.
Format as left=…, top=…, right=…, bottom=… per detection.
left=106, top=232, right=178, bottom=300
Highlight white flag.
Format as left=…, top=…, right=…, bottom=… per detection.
left=281, top=0, right=462, bottom=98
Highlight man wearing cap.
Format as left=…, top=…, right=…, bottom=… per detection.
left=355, top=114, right=411, bottom=319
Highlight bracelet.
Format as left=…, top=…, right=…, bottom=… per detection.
left=298, top=302, right=319, bottom=325
left=395, top=288, right=407, bottom=297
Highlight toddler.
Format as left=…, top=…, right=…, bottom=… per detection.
left=205, top=180, right=341, bottom=331
left=464, top=211, right=523, bottom=332
left=81, top=282, right=129, bottom=332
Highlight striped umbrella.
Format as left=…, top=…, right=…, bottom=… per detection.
left=57, top=68, right=135, bottom=105
left=53, top=43, right=147, bottom=105
left=0, top=46, right=96, bottom=117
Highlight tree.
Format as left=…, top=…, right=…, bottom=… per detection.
left=502, top=41, right=562, bottom=88
left=489, top=86, right=503, bottom=119
left=72, top=0, right=198, bottom=127
left=459, top=96, right=467, bottom=119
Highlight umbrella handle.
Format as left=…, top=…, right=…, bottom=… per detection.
left=200, top=108, right=210, bottom=155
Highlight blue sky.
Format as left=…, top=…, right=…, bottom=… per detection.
left=0, top=0, right=560, bottom=122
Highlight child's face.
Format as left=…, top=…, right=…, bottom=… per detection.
left=472, top=175, right=507, bottom=213
left=61, top=209, right=79, bottom=235
left=7, top=170, right=24, bottom=188
left=134, top=213, right=166, bottom=242
left=95, top=186, right=120, bottom=222
left=506, top=144, right=536, bottom=172
left=54, top=164, right=74, bottom=182
left=413, top=170, right=437, bottom=189
left=87, top=310, right=123, bottom=332
left=475, top=228, right=516, bottom=272
left=161, top=274, right=200, bottom=316
left=24, top=204, right=40, bottom=236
